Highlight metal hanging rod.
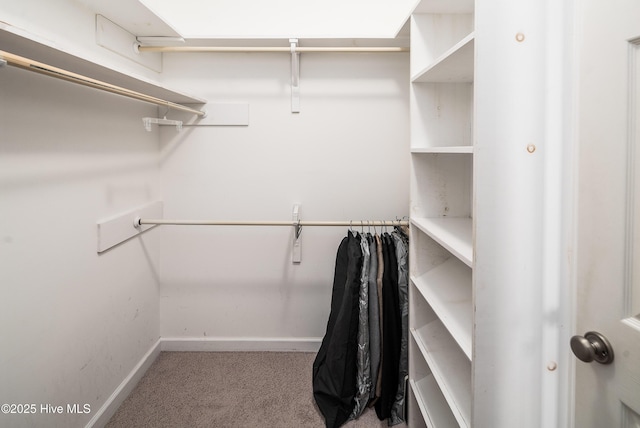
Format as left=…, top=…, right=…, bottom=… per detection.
left=137, top=46, right=409, bottom=53
left=0, top=50, right=206, bottom=117
left=111, top=205, right=407, bottom=262
left=134, top=41, right=406, bottom=114
left=136, top=218, right=409, bottom=227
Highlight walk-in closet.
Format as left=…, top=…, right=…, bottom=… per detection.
left=2, top=1, right=640, bottom=427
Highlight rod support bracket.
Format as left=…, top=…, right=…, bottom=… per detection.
left=290, top=39, right=300, bottom=113
left=292, top=204, right=302, bottom=264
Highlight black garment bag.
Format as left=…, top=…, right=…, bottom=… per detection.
left=312, top=232, right=363, bottom=428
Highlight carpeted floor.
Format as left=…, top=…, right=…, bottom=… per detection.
left=105, top=351, right=402, bottom=428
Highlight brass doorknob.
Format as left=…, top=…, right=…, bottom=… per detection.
left=570, top=331, right=614, bottom=364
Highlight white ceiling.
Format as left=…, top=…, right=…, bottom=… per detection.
left=74, top=0, right=182, bottom=37
left=137, top=0, right=418, bottom=39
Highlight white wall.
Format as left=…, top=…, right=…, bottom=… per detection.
left=0, top=63, right=161, bottom=426
left=158, top=51, right=410, bottom=344
left=0, top=2, right=167, bottom=425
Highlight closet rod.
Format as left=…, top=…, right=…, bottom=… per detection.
left=137, top=46, right=409, bottom=53
left=0, top=50, right=206, bottom=117
left=137, top=219, right=409, bottom=227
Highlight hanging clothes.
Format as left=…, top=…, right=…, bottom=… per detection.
left=312, top=232, right=363, bottom=428
left=313, top=226, right=408, bottom=428
left=366, top=234, right=381, bottom=405
left=375, top=233, right=401, bottom=421
left=350, top=234, right=371, bottom=419
left=373, top=233, right=385, bottom=404
left=389, top=228, right=409, bottom=426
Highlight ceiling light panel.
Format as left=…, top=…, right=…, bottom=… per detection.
left=139, top=0, right=418, bottom=39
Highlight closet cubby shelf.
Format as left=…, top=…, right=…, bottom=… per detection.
left=410, top=376, right=459, bottom=428
left=411, top=217, right=473, bottom=267
left=411, top=146, right=474, bottom=154
left=411, top=32, right=475, bottom=83
left=411, top=257, right=472, bottom=360
left=411, top=320, right=472, bottom=428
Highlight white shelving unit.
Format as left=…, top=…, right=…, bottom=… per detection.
left=408, top=0, right=475, bottom=426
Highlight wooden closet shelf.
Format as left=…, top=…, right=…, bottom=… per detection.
left=412, top=33, right=475, bottom=83
left=411, top=217, right=473, bottom=266
left=411, top=257, right=472, bottom=360
left=411, top=320, right=472, bottom=428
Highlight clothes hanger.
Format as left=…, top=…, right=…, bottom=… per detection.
left=142, top=105, right=183, bottom=132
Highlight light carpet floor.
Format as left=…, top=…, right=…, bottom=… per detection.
left=105, top=351, right=404, bottom=428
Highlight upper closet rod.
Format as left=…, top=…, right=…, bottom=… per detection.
left=0, top=50, right=206, bottom=117
left=137, top=46, right=409, bottom=53
left=136, top=219, right=409, bottom=227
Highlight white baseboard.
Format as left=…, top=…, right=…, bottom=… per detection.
left=160, top=336, right=322, bottom=353
left=86, top=338, right=161, bottom=428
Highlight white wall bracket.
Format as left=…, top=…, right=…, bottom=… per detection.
left=292, top=204, right=302, bottom=264
left=97, top=201, right=163, bottom=253
left=290, top=39, right=300, bottom=113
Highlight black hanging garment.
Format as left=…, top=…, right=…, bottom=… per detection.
left=313, top=232, right=363, bottom=428
left=375, top=233, right=401, bottom=420
left=390, top=228, right=410, bottom=425
left=350, top=233, right=371, bottom=420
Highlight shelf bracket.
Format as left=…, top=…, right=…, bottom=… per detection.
left=290, top=39, right=300, bottom=113
left=292, top=204, right=302, bottom=264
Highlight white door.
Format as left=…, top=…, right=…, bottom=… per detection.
left=574, top=1, right=640, bottom=426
